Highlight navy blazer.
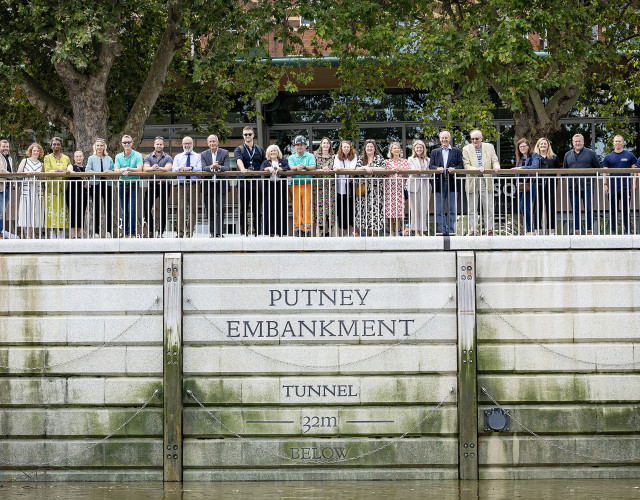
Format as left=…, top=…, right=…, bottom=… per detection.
left=429, top=147, right=463, bottom=192
left=201, top=147, right=230, bottom=190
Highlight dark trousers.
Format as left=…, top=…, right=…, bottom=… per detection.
left=609, top=177, right=632, bottom=234
left=536, top=179, right=556, bottom=232
left=143, top=181, right=170, bottom=236
left=90, top=184, right=114, bottom=235
left=569, top=178, right=593, bottom=233
left=238, top=178, right=263, bottom=235
left=205, top=180, right=227, bottom=236
left=337, top=182, right=355, bottom=230
left=263, top=179, right=288, bottom=236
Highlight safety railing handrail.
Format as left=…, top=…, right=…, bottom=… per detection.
left=1, top=168, right=637, bottom=178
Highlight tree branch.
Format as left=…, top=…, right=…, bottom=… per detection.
left=117, top=1, right=184, bottom=148
left=18, top=69, right=73, bottom=128
left=527, top=89, right=549, bottom=128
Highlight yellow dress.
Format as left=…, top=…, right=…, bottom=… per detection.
left=44, top=154, right=70, bottom=229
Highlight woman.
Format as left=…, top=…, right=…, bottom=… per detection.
left=354, top=139, right=386, bottom=236
left=407, top=140, right=431, bottom=235
left=385, top=142, right=411, bottom=236
left=43, top=137, right=70, bottom=238
left=17, top=143, right=45, bottom=239
left=533, top=137, right=559, bottom=235
left=334, top=141, right=358, bottom=236
left=514, top=138, right=540, bottom=235
left=85, top=138, right=115, bottom=238
left=260, top=144, right=290, bottom=236
left=66, top=151, right=89, bottom=238
left=313, top=138, right=336, bottom=236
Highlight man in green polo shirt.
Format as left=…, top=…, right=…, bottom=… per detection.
left=288, top=135, right=316, bottom=236
left=114, top=134, right=143, bottom=237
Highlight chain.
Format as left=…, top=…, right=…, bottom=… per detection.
left=481, top=387, right=640, bottom=463
left=185, top=295, right=454, bottom=370
left=187, top=387, right=454, bottom=465
left=0, top=297, right=161, bottom=372
left=478, top=295, right=637, bottom=368
left=0, top=389, right=161, bottom=467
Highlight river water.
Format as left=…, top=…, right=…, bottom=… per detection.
left=1, top=480, right=639, bottom=499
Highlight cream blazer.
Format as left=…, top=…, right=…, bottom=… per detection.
left=462, top=143, right=500, bottom=193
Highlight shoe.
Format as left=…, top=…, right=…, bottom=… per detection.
left=574, top=231, right=581, bottom=235
left=468, top=232, right=476, bottom=236
left=487, top=231, right=494, bottom=236
left=587, top=231, right=593, bottom=235
left=106, top=232, right=111, bottom=238
left=94, top=233, right=100, bottom=238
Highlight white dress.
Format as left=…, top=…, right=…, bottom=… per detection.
left=17, top=158, right=45, bottom=229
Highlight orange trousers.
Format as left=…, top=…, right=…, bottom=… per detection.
left=292, top=183, right=312, bottom=231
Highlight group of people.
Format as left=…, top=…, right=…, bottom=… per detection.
left=0, top=129, right=637, bottom=239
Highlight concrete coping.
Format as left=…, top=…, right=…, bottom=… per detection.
left=1, top=235, right=639, bottom=253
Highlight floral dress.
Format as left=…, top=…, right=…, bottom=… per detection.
left=313, top=153, right=336, bottom=230
left=384, top=157, right=410, bottom=218
left=17, top=158, right=45, bottom=229
left=354, top=155, right=386, bottom=232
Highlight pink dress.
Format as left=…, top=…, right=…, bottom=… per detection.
left=384, top=158, right=410, bottom=218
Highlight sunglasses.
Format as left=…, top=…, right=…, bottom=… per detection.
left=122, top=141, right=132, bottom=144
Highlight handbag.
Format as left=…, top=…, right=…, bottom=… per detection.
left=518, top=180, right=531, bottom=192
left=356, top=181, right=367, bottom=197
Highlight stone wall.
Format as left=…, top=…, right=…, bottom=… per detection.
left=0, top=242, right=639, bottom=481
left=476, top=250, right=640, bottom=479
left=181, top=252, right=459, bottom=480
left=0, top=254, right=164, bottom=481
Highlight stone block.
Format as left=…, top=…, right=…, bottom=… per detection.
left=67, top=377, right=105, bottom=405
left=183, top=377, right=244, bottom=405
left=125, top=346, right=163, bottom=375
left=183, top=252, right=456, bottom=283
left=46, top=346, right=127, bottom=375
left=103, top=377, right=163, bottom=405
left=0, top=377, right=67, bottom=406
left=338, top=345, right=456, bottom=374
left=477, top=250, right=640, bottom=279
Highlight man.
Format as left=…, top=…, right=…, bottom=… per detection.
left=288, top=135, right=316, bottom=236
left=0, top=139, right=14, bottom=236
left=603, top=135, right=637, bottom=235
left=142, top=137, right=173, bottom=238
left=234, top=126, right=265, bottom=235
left=563, top=134, right=600, bottom=235
left=172, top=136, right=202, bottom=238
left=462, top=130, right=500, bottom=236
left=114, top=134, right=144, bottom=237
left=429, top=131, right=463, bottom=235
left=201, top=134, right=230, bottom=237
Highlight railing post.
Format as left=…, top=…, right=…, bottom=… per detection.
left=456, top=251, right=478, bottom=479
left=163, top=253, right=183, bottom=481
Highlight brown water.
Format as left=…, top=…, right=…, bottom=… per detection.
left=1, top=480, right=639, bottom=500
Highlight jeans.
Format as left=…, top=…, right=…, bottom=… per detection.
left=119, top=182, right=138, bottom=236
left=435, top=188, right=456, bottom=235
left=0, top=187, right=9, bottom=234
left=519, top=181, right=538, bottom=233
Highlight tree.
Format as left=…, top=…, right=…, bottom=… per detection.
left=298, top=0, right=640, bottom=143
left=0, top=0, right=298, bottom=154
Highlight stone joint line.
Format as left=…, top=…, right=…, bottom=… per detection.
left=0, top=390, right=161, bottom=468
left=478, top=295, right=638, bottom=367
left=481, top=387, right=640, bottom=463
left=183, top=295, right=454, bottom=369
left=0, top=297, right=161, bottom=372
left=186, top=388, right=454, bottom=465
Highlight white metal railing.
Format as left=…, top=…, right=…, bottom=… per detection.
left=0, top=169, right=637, bottom=239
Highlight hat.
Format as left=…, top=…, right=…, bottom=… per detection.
left=294, top=135, right=307, bottom=145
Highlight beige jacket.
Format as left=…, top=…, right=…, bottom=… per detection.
left=462, top=143, right=500, bottom=193
left=0, top=153, right=13, bottom=192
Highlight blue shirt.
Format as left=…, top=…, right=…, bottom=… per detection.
left=603, top=150, right=636, bottom=177
left=86, top=154, right=115, bottom=185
